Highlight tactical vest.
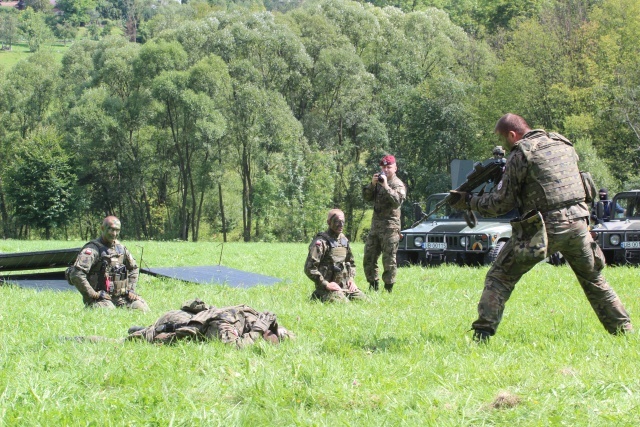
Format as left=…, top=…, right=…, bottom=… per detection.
left=317, top=232, right=351, bottom=285
left=517, top=131, right=586, bottom=213
left=86, top=239, right=132, bottom=296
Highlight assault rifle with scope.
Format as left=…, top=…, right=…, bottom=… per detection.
left=411, top=157, right=507, bottom=229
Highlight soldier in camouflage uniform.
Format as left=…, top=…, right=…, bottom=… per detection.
left=127, top=299, right=294, bottom=348
left=67, top=216, right=149, bottom=312
left=304, top=209, right=366, bottom=302
left=452, top=114, right=632, bottom=341
left=363, top=155, right=406, bottom=292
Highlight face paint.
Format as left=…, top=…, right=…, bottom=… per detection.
left=101, top=219, right=121, bottom=244
left=329, top=214, right=345, bottom=235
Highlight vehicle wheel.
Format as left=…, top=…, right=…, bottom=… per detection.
left=396, top=252, right=411, bottom=267
left=488, top=241, right=505, bottom=264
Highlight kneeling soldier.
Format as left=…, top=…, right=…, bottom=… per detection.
left=67, top=216, right=149, bottom=312
left=304, top=209, right=367, bottom=302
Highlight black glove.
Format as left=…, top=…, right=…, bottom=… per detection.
left=450, top=191, right=472, bottom=210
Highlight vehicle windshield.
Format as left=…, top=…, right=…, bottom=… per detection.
left=425, top=196, right=517, bottom=221
left=611, top=194, right=640, bottom=219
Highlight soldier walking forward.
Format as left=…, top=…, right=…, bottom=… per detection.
left=452, top=114, right=632, bottom=341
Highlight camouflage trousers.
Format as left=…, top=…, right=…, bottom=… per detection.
left=472, top=217, right=632, bottom=335
left=363, top=227, right=401, bottom=285
left=311, top=286, right=368, bottom=303
left=85, top=294, right=150, bottom=312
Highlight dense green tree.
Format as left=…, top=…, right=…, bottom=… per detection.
left=5, top=128, right=76, bottom=239
left=1, top=52, right=60, bottom=138
left=17, top=8, right=53, bottom=52
left=55, top=0, right=98, bottom=26
left=0, top=9, right=19, bottom=50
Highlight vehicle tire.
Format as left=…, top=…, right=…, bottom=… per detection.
left=488, top=241, right=506, bottom=264
left=396, top=252, right=411, bottom=267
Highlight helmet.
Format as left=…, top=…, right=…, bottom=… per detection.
left=492, top=146, right=505, bottom=157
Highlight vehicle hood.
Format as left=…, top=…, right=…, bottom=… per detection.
left=403, top=219, right=512, bottom=234
left=593, top=220, right=640, bottom=232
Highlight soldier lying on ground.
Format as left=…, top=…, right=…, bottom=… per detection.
left=126, top=299, right=294, bottom=348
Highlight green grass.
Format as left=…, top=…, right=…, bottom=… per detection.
left=1, top=240, right=639, bottom=425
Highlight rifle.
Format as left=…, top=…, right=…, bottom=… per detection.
left=411, top=157, right=507, bottom=229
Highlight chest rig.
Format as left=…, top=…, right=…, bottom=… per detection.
left=88, top=240, right=131, bottom=296
left=518, top=131, right=585, bottom=213
left=318, top=232, right=351, bottom=285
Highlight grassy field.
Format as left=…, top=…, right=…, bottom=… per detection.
left=0, top=41, right=72, bottom=70
left=1, top=240, right=639, bottom=425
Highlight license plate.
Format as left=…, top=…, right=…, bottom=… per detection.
left=621, top=241, right=640, bottom=249
left=423, top=242, right=447, bottom=250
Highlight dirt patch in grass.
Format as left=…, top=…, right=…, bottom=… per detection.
left=489, top=391, right=521, bottom=409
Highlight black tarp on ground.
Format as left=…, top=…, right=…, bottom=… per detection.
left=0, top=248, right=80, bottom=272
left=1, top=266, right=281, bottom=291
left=0, top=271, right=71, bottom=291
left=0, top=248, right=281, bottom=290
left=141, top=266, right=281, bottom=289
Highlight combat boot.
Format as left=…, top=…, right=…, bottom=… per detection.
left=369, top=280, right=379, bottom=291
left=472, top=329, right=491, bottom=343
left=384, top=283, right=394, bottom=293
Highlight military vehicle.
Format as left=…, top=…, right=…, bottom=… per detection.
left=397, top=155, right=517, bottom=266
left=590, top=190, right=640, bottom=265
left=397, top=193, right=515, bottom=266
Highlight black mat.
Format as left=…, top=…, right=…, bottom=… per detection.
left=141, top=266, right=281, bottom=288
left=0, top=271, right=73, bottom=291
left=0, top=248, right=80, bottom=272
left=1, top=266, right=281, bottom=291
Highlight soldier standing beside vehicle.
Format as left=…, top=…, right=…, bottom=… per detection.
left=304, top=209, right=366, bottom=302
left=598, top=188, right=625, bottom=219
left=451, top=113, right=632, bottom=341
left=67, top=216, right=149, bottom=311
left=363, top=155, right=406, bottom=292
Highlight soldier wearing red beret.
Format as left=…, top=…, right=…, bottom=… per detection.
left=362, top=155, right=406, bottom=292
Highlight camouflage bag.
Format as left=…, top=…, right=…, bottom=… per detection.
left=580, top=171, right=597, bottom=203
left=64, top=266, right=74, bottom=286
left=510, top=210, right=548, bottom=262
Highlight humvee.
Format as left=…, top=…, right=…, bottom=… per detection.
left=397, top=192, right=516, bottom=266
left=591, top=190, right=640, bottom=265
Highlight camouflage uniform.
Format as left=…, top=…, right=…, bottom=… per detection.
left=68, top=238, right=149, bottom=311
left=127, top=299, right=286, bottom=348
left=304, top=231, right=366, bottom=302
left=469, top=130, right=632, bottom=336
left=363, top=174, right=406, bottom=290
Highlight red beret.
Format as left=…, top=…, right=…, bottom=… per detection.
left=379, top=155, right=396, bottom=166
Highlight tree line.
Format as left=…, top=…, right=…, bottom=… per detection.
left=0, top=0, right=638, bottom=242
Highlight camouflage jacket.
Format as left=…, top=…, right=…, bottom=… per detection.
left=304, top=230, right=355, bottom=290
left=128, top=302, right=275, bottom=348
left=363, top=174, right=406, bottom=229
left=69, top=238, right=139, bottom=300
left=470, top=130, right=589, bottom=223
